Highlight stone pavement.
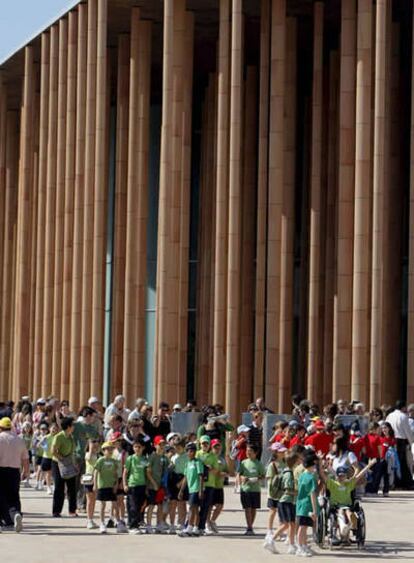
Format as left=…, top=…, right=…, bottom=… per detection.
left=2, top=486, right=414, bottom=563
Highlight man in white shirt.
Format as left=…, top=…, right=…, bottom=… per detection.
left=104, top=395, right=130, bottom=429
left=386, top=401, right=414, bottom=489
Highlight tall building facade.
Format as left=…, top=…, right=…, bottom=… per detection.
left=0, top=0, right=413, bottom=419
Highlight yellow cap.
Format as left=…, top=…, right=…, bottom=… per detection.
left=0, top=417, right=12, bottom=429
left=102, top=441, right=115, bottom=450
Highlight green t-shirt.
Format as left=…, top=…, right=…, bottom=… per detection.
left=172, top=452, right=187, bottom=475
left=42, top=434, right=55, bottom=459
left=73, top=422, right=99, bottom=460
left=125, top=454, right=148, bottom=487
left=52, top=431, right=75, bottom=461
left=214, top=455, right=228, bottom=489
left=85, top=452, right=99, bottom=475
left=280, top=468, right=295, bottom=504
left=239, top=458, right=265, bottom=493
left=148, top=453, right=169, bottom=490
left=296, top=470, right=317, bottom=517
left=94, top=456, right=119, bottom=489
left=327, top=477, right=356, bottom=507
left=196, top=451, right=218, bottom=488
left=266, top=461, right=286, bottom=499
left=184, top=458, right=204, bottom=494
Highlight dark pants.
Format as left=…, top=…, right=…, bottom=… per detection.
left=198, top=487, right=214, bottom=530
left=52, top=461, right=77, bottom=515
left=367, top=459, right=389, bottom=494
left=127, top=486, right=147, bottom=528
left=0, top=467, right=21, bottom=526
left=396, top=439, right=412, bottom=489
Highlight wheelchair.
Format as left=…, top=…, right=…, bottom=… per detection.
left=315, top=495, right=366, bottom=550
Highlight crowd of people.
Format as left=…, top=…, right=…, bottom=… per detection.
left=0, top=393, right=413, bottom=556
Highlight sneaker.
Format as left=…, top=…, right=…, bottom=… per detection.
left=209, top=521, right=219, bottom=534
left=99, top=523, right=107, bottom=534
left=35, top=482, right=42, bottom=491
left=117, top=520, right=128, bottom=533
left=1, top=525, right=14, bottom=532
left=145, top=525, right=154, bottom=534
left=263, top=538, right=277, bottom=553
left=87, top=520, right=98, bottom=529
left=383, top=492, right=389, bottom=497
left=191, top=527, right=200, bottom=536
left=204, top=526, right=214, bottom=536
left=14, top=513, right=23, bottom=533
left=128, top=528, right=142, bottom=535
left=178, top=527, right=191, bottom=537
left=106, top=518, right=115, bottom=528
left=296, top=546, right=312, bottom=557
left=47, top=487, right=53, bottom=495
left=287, top=544, right=297, bottom=555
left=244, top=528, right=255, bottom=536
left=159, top=522, right=170, bottom=533
left=168, top=524, right=176, bottom=535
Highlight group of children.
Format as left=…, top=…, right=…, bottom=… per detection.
left=83, top=433, right=229, bottom=536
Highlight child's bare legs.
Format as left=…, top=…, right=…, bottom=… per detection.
left=210, top=503, right=223, bottom=526
left=288, top=522, right=295, bottom=545
left=100, top=501, right=106, bottom=525
left=177, top=500, right=187, bottom=527
left=156, top=503, right=164, bottom=525
left=272, top=522, right=288, bottom=540
left=267, top=507, right=277, bottom=533
left=189, top=505, right=199, bottom=527
left=244, top=508, right=257, bottom=529
left=117, top=496, right=125, bottom=520
left=169, top=499, right=177, bottom=526
left=86, top=491, right=96, bottom=520
left=111, top=501, right=120, bottom=522
left=44, top=470, right=52, bottom=488
left=297, top=525, right=308, bottom=548
left=147, top=504, right=155, bottom=528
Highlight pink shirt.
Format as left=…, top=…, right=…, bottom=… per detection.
left=0, top=431, right=29, bottom=468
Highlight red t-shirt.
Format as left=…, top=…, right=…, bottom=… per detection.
left=235, top=436, right=247, bottom=461
left=304, top=431, right=333, bottom=456
left=349, top=435, right=366, bottom=461
left=379, top=435, right=396, bottom=459
left=289, top=435, right=304, bottom=448
left=364, top=433, right=381, bottom=459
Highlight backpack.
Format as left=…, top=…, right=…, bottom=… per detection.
left=230, top=439, right=239, bottom=460
left=268, top=463, right=283, bottom=500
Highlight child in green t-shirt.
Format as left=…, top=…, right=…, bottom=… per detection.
left=237, top=444, right=265, bottom=535
left=146, top=435, right=169, bottom=533
left=295, top=455, right=319, bottom=556
left=207, top=439, right=229, bottom=534
left=41, top=422, right=58, bottom=495
left=178, top=442, right=204, bottom=536
left=93, top=442, right=121, bottom=534
left=265, top=442, right=287, bottom=541
left=84, top=438, right=101, bottom=529
left=123, top=439, right=148, bottom=533
left=169, top=437, right=188, bottom=533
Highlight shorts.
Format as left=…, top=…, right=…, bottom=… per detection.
left=188, top=492, right=201, bottom=507
left=97, top=488, right=116, bottom=502
left=35, top=455, right=43, bottom=466
left=267, top=498, right=279, bottom=510
left=84, top=484, right=94, bottom=494
left=147, top=487, right=165, bottom=506
left=297, top=515, right=314, bottom=527
left=278, top=502, right=296, bottom=523
left=240, top=491, right=261, bottom=510
left=213, top=488, right=224, bottom=506
left=168, top=472, right=187, bottom=501
left=41, top=458, right=52, bottom=472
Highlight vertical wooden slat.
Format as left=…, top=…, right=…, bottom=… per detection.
left=333, top=0, right=356, bottom=401
left=408, top=2, right=414, bottom=402
left=111, top=34, right=129, bottom=397
left=13, top=46, right=35, bottom=399
left=254, top=0, right=270, bottom=399
left=265, top=0, right=285, bottom=410
left=0, top=77, right=6, bottom=399
left=91, top=0, right=108, bottom=398
left=51, top=18, right=68, bottom=395
left=61, top=11, right=78, bottom=400
left=70, top=3, right=87, bottom=408
left=212, top=0, right=230, bottom=405
left=279, top=17, right=297, bottom=411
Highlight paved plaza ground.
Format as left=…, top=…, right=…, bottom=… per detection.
left=2, top=487, right=414, bottom=563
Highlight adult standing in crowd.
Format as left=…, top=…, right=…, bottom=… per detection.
left=386, top=400, right=414, bottom=489
left=51, top=417, right=78, bottom=517
left=0, top=417, right=29, bottom=532
left=152, top=402, right=171, bottom=437
left=104, top=395, right=130, bottom=429
left=248, top=411, right=264, bottom=459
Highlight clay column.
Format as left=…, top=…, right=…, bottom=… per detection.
left=333, top=0, right=356, bottom=401
left=408, top=3, right=414, bottom=402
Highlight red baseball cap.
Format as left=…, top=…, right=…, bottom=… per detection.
left=110, top=431, right=122, bottom=441
left=154, top=435, right=166, bottom=446
left=211, top=439, right=221, bottom=448
left=314, top=420, right=325, bottom=430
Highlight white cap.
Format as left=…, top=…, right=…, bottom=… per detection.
left=166, top=432, right=181, bottom=442
left=88, top=396, right=100, bottom=405
left=173, top=403, right=182, bottom=410
left=114, top=394, right=125, bottom=403
left=37, top=398, right=46, bottom=405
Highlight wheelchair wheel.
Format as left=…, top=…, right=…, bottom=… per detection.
left=356, top=507, right=366, bottom=549
left=328, top=513, right=338, bottom=547
left=316, top=508, right=327, bottom=547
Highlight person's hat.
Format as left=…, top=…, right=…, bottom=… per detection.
left=173, top=403, right=182, bottom=410
left=21, top=395, right=30, bottom=402
left=114, top=394, right=125, bottom=403
left=166, top=432, right=180, bottom=442
left=88, top=396, right=100, bottom=405
left=211, top=439, right=221, bottom=448
left=237, top=424, right=250, bottom=434
left=110, top=431, right=122, bottom=442
left=314, top=420, right=325, bottom=430
left=288, top=420, right=299, bottom=428
left=0, top=417, right=12, bottom=430
left=102, top=441, right=115, bottom=450
left=336, top=466, right=348, bottom=476
left=200, top=435, right=211, bottom=444
left=185, top=442, right=197, bottom=451
left=154, top=435, right=166, bottom=446
left=270, top=442, right=288, bottom=453
left=36, top=398, right=46, bottom=405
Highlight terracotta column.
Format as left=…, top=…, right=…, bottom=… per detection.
left=42, top=26, right=59, bottom=396
left=13, top=46, right=35, bottom=399
left=307, top=2, right=324, bottom=403
left=323, top=51, right=339, bottom=405
left=333, top=0, right=356, bottom=401
left=80, top=0, right=97, bottom=405
left=279, top=17, right=297, bottom=412
left=0, top=77, right=5, bottom=347
left=111, top=34, right=129, bottom=397
left=212, top=0, right=230, bottom=406
left=370, top=0, right=389, bottom=407
left=123, top=9, right=151, bottom=402
left=254, top=0, right=270, bottom=399
left=70, top=2, right=87, bottom=408
left=60, top=11, right=78, bottom=400
left=240, top=66, right=257, bottom=411
left=51, top=18, right=68, bottom=396
left=90, top=0, right=108, bottom=398
left=33, top=33, right=50, bottom=399
left=265, top=0, right=285, bottom=410
left=352, top=0, right=372, bottom=405
left=408, top=3, right=414, bottom=402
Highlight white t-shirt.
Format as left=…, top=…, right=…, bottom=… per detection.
left=329, top=451, right=357, bottom=473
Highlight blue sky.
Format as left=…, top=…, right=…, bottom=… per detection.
left=0, top=0, right=77, bottom=63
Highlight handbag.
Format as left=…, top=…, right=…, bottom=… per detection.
left=58, top=455, right=79, bottom=480
left=81, top=473, right=94, bottom=486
